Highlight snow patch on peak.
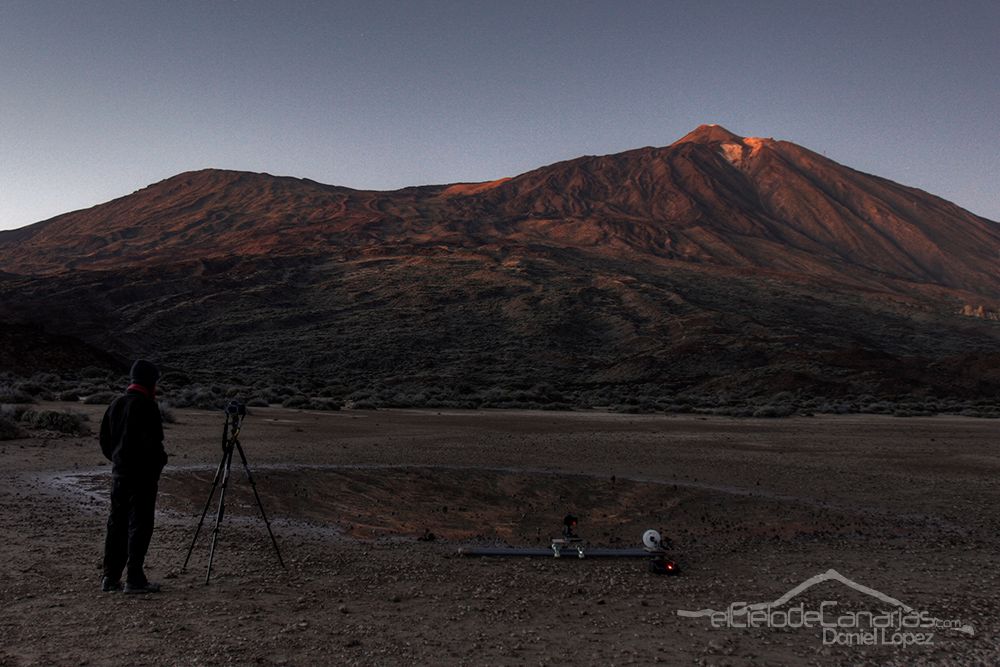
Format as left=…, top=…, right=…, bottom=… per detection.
left=719, top=137, right=771, bottom=166
left=720, top=142, right=744, bottom=164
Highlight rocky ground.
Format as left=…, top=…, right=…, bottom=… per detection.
left=1, top=404, right=997, bottom=665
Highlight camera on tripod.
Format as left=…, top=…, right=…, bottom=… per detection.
left=183, top=398, right=285, bottom=583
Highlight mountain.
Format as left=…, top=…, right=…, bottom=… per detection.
left=1, top=125, right=998, bottom=411
left=5, top=124, right=999, bottom=295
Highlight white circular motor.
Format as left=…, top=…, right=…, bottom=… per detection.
left=642, top=529, right=662, bottom=550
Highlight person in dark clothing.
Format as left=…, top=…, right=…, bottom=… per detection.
left=100, top=359, right=168, bottom=594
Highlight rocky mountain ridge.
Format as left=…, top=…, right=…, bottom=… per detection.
left=1, top=126, right=998, bottom=410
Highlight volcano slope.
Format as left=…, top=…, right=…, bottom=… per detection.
left=1, top=125, right=999, bottom=411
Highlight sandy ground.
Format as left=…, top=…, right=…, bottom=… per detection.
left=1, top=404, right=998, bottom=666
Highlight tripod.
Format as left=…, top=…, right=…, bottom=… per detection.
left=183, top=403, right=285, bottom=584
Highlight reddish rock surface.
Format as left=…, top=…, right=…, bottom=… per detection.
left=1, top=126, right=998, bottom=402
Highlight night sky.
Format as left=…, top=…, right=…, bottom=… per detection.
left=1, top=0, right=997, bottom=230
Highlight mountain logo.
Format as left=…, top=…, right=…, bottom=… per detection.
left=678, top=568, right=974, bottom=646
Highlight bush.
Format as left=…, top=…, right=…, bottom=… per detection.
left=753, top=404, right=795, bottom=418
left=170, top=386, right=226, bottom=411
left=158, top=401, right=176, bottom=424
left=281, top=395, right=310, bottom=409
left=20, top=409, right=90, bottom=435
left=16, top=382, right=46, bottom=397
left=57, top=390, right=82, bottom=402
left=246, top=397, right=270, bottom=408
left=160, top=371, right=193, bottom=387
left=1, top=404, right=28, bottom=419
left=344, top=399, right=379, bottom=410
left=307, top=398, right=341, bottom=411
left=0, top=415, right=24, bottom=440
left=0, top=385, right=36, bottom=404
left=861, top=401, right=892, bottom=414
left=318, top=384, right=348, bottom=399
left=817, top=401, right=854, bottom=415
left=893, top=408, right=931, bottom=417
left=83, top=391, right=118, bottom=405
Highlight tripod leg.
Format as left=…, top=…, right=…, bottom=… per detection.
left=235, top=439, right=286, bottom=569
left=182, top=451, right=229, bottom=571
left=205, top=444, right=235, bottom=584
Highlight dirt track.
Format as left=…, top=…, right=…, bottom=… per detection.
left=1, top=405, right=998, bottom=665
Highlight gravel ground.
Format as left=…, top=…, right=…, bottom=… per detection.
left=1, top=405, right=997, bottom=665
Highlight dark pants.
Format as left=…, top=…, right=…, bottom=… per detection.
left=103, top=475, right=159, bottom=585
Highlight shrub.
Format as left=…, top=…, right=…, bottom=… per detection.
left=252, top=388, right=280, bottom=404
left=83, top=391, right=118, bottom=405
left=344, top=399, right=379, bottom=410
left=170, top=386, right=225, bottom=411
left=0, top=415, right=24, bottom=440
left=956, top=407, right=999, bottom=418
left=318, top=384, right=348, bottom=398
left=1, top=404, right=28, bottom=420
left=817, top=401, right=854, bottom=415
left=246, top=397, right=270, bottom=408
left=160, top=371, right=193, bottom=387
left=20, top=409, right=90, bottom=435
left=0, top=385, right=36, bottom=404
left=893, top=408, right=929, bottom=417
left=57, top=390, right=82, bottom=402
left=308, top=398, right=341, bottom=411
left=158, top=401, right=176, bottom=424
left=17, top=382, right=47, bottom=397
left=281, top=395, right=310, bottom=409
left=753, top=405, right=795, bottom=418
left=861, top=401, right=892, bottom=414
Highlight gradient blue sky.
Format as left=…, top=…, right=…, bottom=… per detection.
left=1, top=0, right=997, bottom=230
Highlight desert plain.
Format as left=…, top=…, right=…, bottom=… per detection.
left=1, top=404, right=997, bottom=666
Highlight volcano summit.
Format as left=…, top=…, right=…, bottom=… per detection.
left=1, top=126, right=999, bottom=413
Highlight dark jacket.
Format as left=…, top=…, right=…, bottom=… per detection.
left=100, top=389, right=166, bottom=477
